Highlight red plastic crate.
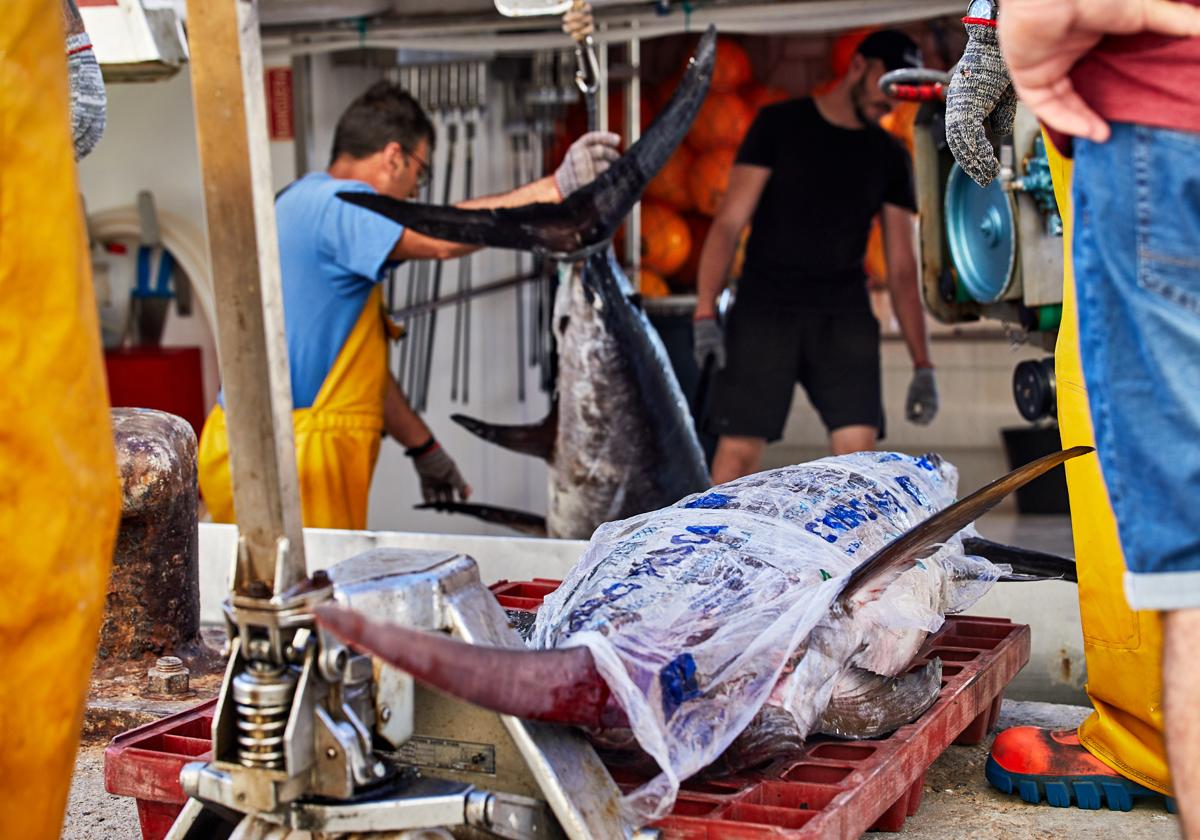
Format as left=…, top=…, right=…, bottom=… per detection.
left=104, top=583, right=1028, bottom=840
left=104, top=699, right=217, bottom=840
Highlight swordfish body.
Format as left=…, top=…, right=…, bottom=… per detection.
left=338, top=28, right=717, bottom=539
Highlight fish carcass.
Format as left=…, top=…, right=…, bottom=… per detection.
left=338, top=29, right=717, bottom=539
left=317, top=446, right=1089, bottom=823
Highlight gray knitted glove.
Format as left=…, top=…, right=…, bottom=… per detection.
left=906, top=368, right=939, bottom=426
left=945, top=20, right=1014, bottom=187
left=554, top=131, right=621, bottom=198
left=66, top=33, right=107, bottom=160
left=693, top=317, right=726, bottom=371
left=412, top=442, right=470, bottom=503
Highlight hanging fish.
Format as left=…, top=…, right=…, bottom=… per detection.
left=339, top=27, right=717, bottom=539
left=316, top=445, right=1090, bottom=822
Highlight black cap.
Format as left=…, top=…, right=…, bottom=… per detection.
left=857, top=30, right=923, bottom=72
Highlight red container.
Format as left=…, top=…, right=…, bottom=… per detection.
left=104, top=346, right=206, bottom=438
left=104, top=582, right=1029, bottom=840
left=104, top=699, right=216, bottom=840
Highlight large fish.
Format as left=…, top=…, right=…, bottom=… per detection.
left=317, top=446, right=1090, bottom=823
left=339, top=29, right=717, bottom=539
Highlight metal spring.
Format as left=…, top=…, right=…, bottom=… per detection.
left=232, top=661, right=297, bottom=769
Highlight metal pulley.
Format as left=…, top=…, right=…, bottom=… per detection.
left=1013, top=357, right=1057, bottom=421
left=944, top=161, right=1018, bottom=303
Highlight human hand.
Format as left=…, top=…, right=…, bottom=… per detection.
left=562, top=1, right=594, bottom=42
left=906, top=367, right=939, bottom=425
left=553, top=131, right=621, bottom=198
left=693, top=316, right=726, bottom=371
left=411, top=442, right=471, bottom=503
left=945, top=19, right=1015, bottom=186
left=999, top=0, right=1200, bottom=142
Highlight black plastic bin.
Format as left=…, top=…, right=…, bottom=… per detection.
left=1001, top=424, right=1072, bottom=515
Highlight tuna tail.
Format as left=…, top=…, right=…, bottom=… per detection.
left=415, top=501, right=548, bottom=537
left=335, top=26, right=716, bottom=258
left=963, top=536, right=1078, bottom=583
left=452, top=405, right=556, bottom=461
left=838, top=446, right=1093, bottom=602
left=815, top=660, right=944, bottom=739
left=314, top=603, right=624, bottom=728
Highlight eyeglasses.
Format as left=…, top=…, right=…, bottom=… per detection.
left=405, top=149, right=432, bottom=191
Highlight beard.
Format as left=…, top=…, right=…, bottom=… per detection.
left=850, top=78, right=884, bottom=127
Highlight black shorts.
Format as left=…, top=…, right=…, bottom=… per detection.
left=704, top=303, right=885, bottom=443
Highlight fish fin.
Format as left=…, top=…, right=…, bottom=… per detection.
left=452, top=405, right=557, bottom=461
left=838, top=446, right=1092, bottom=601
left=815, top=659, right=943, bottom=739
left=415, top=501, right=548, bottom=537
left=335, top=27, right=716, bottom=259
left=963, top=536, right=1077, bottom=583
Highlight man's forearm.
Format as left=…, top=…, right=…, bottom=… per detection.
left=61, top=0, right=84, bottom=35
left=384, top=375, right=434, bottom=448
left=695, top=223, right=740, bottom=318
left=459, top=175, right=560, bottom=211
left=889, top=268, right=933, bottom=368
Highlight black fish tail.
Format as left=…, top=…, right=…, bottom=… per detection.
left=964, top=536, right=1078, bottom=583
left=838, top=446, right=1094, bottom=602
left=815, top=660, right=944, bottom=739
left=415, top=501, right=548, bottom=537
left=452, top=405, right=557, bottom=462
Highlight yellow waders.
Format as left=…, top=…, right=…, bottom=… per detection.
left=1046, top=136, right=1171, bottom=795
left=199, top=286, right=389, bottom=531
left=0, top=5, right=122, bottom=837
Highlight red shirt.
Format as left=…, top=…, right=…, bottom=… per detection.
left=1071, top=1, right=1200, bottom=133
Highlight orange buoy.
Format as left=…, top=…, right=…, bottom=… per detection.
left=672, top=214, right=713, bottom=286
left=646, top=146, right=695, bottom=212
left=689, top=147, right=738, bottom=216
left=712, top=39, right=753, bottom=94
left=638, top=268, right=671, bottom=298
left=686, top=93, right=753, bottom=153
left=742, top=83, right=790, bottom=113
left=640, top=201, right=692, bottom=276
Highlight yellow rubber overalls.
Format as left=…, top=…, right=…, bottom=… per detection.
left=198, top=285, right=389, bottom=531
left=1046, top=136, right=1171, bottom=795
left=0, top=4, right=122, bottom=837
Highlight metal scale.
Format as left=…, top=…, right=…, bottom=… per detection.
left=170, top=2, right=636, bottom=837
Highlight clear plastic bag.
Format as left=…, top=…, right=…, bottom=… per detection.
left=531, top=452, right=1004, bottom=822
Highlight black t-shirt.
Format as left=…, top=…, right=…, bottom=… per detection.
left=735, top=98, right=916, bottom=311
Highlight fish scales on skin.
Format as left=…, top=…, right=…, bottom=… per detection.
left=316, top=446, right=1091, bottom=825
left=339, top=29, right=717, bottom=539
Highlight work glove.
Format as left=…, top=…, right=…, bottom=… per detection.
left=66, top=32, right=107, bottom=160
left=693, top=316, right=726, bottom=372
left=562, top=2, right=594, bottom=41
left=944, top=18, right=1016, bottom=187
left=410, top=440, right=471, bottom=503
left=905, top=368, right=939, bottom=426
left=554, top=131, right=621, bottom=199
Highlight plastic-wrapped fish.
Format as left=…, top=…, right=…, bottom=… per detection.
left=318, top=446, right=1088, bottom=823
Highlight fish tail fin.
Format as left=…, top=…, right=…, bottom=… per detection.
left=415, top=501, right=548, bottom=537
left=838, top=446, right=1093, bottom=601
left=816, top=660, right=944, bottom=739
left=452, top=405, right=556, bottom=461
left=963, top=536, right=1078, bottom=583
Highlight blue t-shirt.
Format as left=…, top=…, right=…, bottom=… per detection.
left=273, top=172, right=404, bottom=409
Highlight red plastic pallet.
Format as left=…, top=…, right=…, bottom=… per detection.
left=104, top=582, right=1028, bottom=840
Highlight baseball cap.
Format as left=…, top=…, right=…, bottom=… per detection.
left=856, top=30, right=923, bottom=71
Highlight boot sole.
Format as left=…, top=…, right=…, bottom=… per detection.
left=985, top=756, right=1176, bottom=813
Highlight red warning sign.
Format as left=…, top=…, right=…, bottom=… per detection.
left=265, top=67, right=294, bottom=141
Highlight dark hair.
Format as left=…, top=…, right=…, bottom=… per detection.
left=329, top=80, right=435, bottom=163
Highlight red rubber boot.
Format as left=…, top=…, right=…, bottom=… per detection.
left=986, top=727, right=1175, bottom=812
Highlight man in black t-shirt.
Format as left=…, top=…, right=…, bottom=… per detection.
left=693, top=30, right=938, bottom=483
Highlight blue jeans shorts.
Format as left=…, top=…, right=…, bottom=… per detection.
left=1074, top=122, right=1200, bottom=611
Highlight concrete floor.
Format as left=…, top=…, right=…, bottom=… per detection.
left=62, top=701, right=1178, bottom=840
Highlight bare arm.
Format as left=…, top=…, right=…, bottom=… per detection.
left=61, top=0, right=84, bottom=36
left=384, top=374, right=433, bottom=448
left=881, top=203, right=932, bottom=369
left=694, top=164, right=771, bottom=318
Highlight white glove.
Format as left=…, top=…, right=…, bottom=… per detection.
left=554, top=131, right=621, bottom=199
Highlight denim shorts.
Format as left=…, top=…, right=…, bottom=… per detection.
left=1074, top=122, right=1200, bottom=611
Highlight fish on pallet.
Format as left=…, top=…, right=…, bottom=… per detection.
left=339, top=29, right=717, bottom=539
left=317, top=446, right=1091, bottom=823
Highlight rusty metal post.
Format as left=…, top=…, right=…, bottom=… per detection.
left=100, top=408, right=201, bottom=660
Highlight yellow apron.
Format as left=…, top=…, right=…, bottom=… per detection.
left=0, top=6, right=122, bottom=838
left=1046, top=136, right=1170, bottom=795
left=199, top=286, right=389, bottom=531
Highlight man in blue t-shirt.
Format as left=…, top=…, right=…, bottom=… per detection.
left=199, top=81, right=620, bottom=529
